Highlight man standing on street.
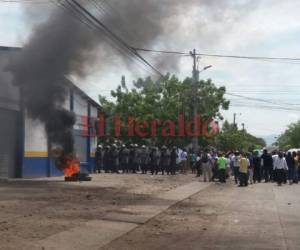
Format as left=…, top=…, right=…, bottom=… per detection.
left=231, top=151, right=240, bottom=184
left=253, top=151, right=262, bottom=183
left=261, top=149, right=273, bottom=182
left=239, top=153, right=250, bottom=187
left=273, top=151, right=288, bottom=186
left=217, top=152, right=227, bottom=183
left=201, top=149, right=212, bottom=182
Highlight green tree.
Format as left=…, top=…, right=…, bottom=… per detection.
left=214, top=121, right=266, bottom=152
left=276, top=121, right=300, bottom=150
left=99, top=74, right=229, bottom=146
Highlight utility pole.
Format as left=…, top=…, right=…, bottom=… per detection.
left=190, top=49, right=200, bottom=150
left=233, top=113, right=237, bottom=128
left=233, top=113, right=241, bottom=129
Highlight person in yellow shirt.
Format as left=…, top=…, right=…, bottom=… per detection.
left=239, top=153, right=250, bottom=187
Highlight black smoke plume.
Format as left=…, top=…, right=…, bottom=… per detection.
left=7, top=5, right=98, bottom=156
left=7, top=0, right=256, bottom=160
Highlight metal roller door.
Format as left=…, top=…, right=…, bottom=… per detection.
left=0, top=108, right=19, bottom=178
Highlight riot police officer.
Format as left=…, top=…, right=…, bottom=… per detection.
left=134, top=144, right=141, bottom=173
left=95, top=145, right=103, bottom=173
left=120, top=145, right=130, bottom=173
left=140, top=145, right=149, bottom=174
left=110, top=144, right=120, bottom=173
left=103, top=145, right=111, bottom=173
left=160, top=146, right=170, bottom=175
left=170, top=146, right=177, bottom=175
left=129, top=144, right=136, bottom=173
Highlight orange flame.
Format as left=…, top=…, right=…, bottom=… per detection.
left=63, top=156, right=80, bottom=177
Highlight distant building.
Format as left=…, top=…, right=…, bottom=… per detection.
left=0, top=46, right=100, bottom=178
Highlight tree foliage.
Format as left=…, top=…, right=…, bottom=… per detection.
left=99, top=74, right=229, bottom=146
left=214, top=121, right=266, bottom=152
left=276, top=121, right=300, bottom=150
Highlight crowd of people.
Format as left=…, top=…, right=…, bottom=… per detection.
left=94, top=144, right=300, bottom=187
left=229, top=149, right=299, bottom=186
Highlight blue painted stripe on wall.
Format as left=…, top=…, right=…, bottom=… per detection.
left=23, top=157, right=48, bottom=178
left=80, top=162, right=90, bottom=173
left=88, top=157, right=96, bottom=173
left=23, top=157, right=94, bottom=178
left=49, top=160, right=64, bottom=177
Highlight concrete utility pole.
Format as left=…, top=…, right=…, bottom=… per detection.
left=233, top=113, right=237, bottom=128
left=190, top=49, right=200, bottom=150
left=189, top=50, right=212, bottom=150
left=242, top=123, right=245, bottom=131
left=233, top=113, right=241, bottom=129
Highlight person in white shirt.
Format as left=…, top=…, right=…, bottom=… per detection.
left=201, top=150, right=212, bottom=182
left=177, top=148, right=183, bottom=165
left=273, top=152, right=288, bottom=186
left=231, top=151, right=240, bottom=184
left=180, top=150, right=188, bottom=174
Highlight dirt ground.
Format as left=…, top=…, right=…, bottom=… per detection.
left=0, top=173, right=195, bottom=250
left=2, top=174, right=299, bottom=250
left=102, top=181, right=300, bottom=250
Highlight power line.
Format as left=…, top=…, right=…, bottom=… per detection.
left=0, top=0, right=50, bottom=3
left=229, top=97, right=300, bottom=111
left=68, top=0, right=162, bottom=77
left=4, top=1, right=300, bottom=66
left=88, top=0, right=107, bottom=16
left=196, top=53, right=300, bottom=62
left=132, top=47, right=187, bottom=56
left=56, top=0, right=163, bottom=77
left=91, top=0, right=138, bottom=44
left=52, top=0, right=100, bottom=31
left=133, top=47, right=300, bottom=62
left=66, top=0, right=164, bottom=78
left=53, top=1, right=155, bottom=76
left=230, top=103, right=300, bottom=112
left=3, top=0, right=164, bottom=77
left=226, top=92, right=300, bottom=106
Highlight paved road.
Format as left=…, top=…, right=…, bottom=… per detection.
left=102, top=181, right=300, bottom=250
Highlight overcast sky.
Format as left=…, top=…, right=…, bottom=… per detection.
left=1, top=0, right=300, bottom=141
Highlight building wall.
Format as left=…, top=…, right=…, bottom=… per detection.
left=90, top=105, right=98, bottom=171
left=0, top=47, right=100, bottom=179
left=0, top=48, right=20, bottom=111
left=0, top=108, right=21, bottom=178
left=23, top=116, right=49, bottom=177
left=22, top=89, right=100, bottom=178
left=22, top=89, right=71, bottom=178
left=73, top=92, right=90, bottom=172
left=0, top=48, right=21, bottom=178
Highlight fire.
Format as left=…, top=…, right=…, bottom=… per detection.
left=51, top=147, right=80, bottom=177
left=63, top=155, right=80, bottom=177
